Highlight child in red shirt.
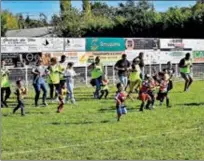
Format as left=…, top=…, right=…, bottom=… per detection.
left=156, top=73, right=171, bottom=107
left=138, top=74, right=152, bottom=112
left=115, top=83, right=127, bottom=121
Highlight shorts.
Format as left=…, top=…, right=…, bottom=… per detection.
left=116, top=105, right=127, bottom=115
left=180, top=72, right=192, bottom=80
left=156, top=92, right=167, bottom=100
left=139, top=93, right=150, bottom=102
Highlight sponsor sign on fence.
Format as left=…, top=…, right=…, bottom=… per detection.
left=86, top=38, right=125, bottom=51
left=125, top=38, right=159, bottom=50
left=41, top=38, right=64, bottom=52
left=64, top=38, right=86, bottom=51
left=1, top=37, right=28, bottom=53
left=78, top=52, right=122, bottom=65
left=193, top=51, right=204, bottom=63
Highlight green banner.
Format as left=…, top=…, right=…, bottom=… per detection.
left=193, top=51, right=204, bottom=63
left=86, top=38, right=125, bottom=51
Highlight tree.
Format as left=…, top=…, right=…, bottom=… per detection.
left=2, top=10, right=18, bottom=30
left=60, top=0, right=71, bottom=20
left=1, top=13, right=7, bottom=36
left=17, top=13, right=25, bottom=29
left=83, top=0, right=91, bottom=16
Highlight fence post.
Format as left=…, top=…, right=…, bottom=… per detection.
left=105, top=65, right=108, bottom=76
left=175, top=64, right=178, bottom=78
left=159, top=63, right=162, bottom=72
left=112, top=65, right=115, bottom=85
left=25, top=65, right=28, bottom=90
left=85, top=65, right=88, bottom=86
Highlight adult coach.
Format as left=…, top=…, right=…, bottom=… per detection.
left=133, top=52, right=145, bottom=79
left=32, top=59, right=48, bottom=107
left=1, top=59, right=11, bottom=108
left=179, top=53, right=193, bottom=92
left=114, top=54, right=131, bottom=87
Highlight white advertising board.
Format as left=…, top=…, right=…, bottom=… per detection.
left=64, top=38, right=86, bottom=51
left=1, top=37, right=28, bottom=53
left=41, top=38, right=64, bottom=52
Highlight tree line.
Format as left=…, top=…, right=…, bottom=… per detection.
left=1, top=0, right=204, bottom=38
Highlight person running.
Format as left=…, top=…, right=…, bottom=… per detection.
left=179, top=53, right=193, bottom=92
left=138, top=74, right=152, bottom=112
left=57, top=82, right=68, bottom=113
left=99, top=75, right=109, bottom=99
left=156, top=72, right=171, bottom=107
left=127, top=63, right=141, bottom=100
left=114, top=54, right=131, bottom=87
left=1, top=59, right=11, bottom=108
left=13, top=80, right=27, bottom=116
left=47, top=57, right=61, bottom=101
left=164, top=61, right=175, bottom=92
left=115, top=83, right=127, bottom=121
left=32, top=59, right=49, bottom=107
left=133, top=52, right=145, bottom=79
left=89, top=57, right=104, bottom=99
left=64, top=62, right=78, bottom=104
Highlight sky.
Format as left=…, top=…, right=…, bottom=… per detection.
left=1, top=1, right=196, bottom=20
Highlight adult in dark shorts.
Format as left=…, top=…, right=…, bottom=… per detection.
left=114, top=54, right=131, bottom=87
left=133, top=52, right=145, bottom=79
left=179, top=53, right=193, bottom=92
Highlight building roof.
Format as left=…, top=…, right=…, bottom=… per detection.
left=5, top=26, right=56, bottom=37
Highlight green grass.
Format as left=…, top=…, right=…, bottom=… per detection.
left=1, top=81, right=204, bottom=160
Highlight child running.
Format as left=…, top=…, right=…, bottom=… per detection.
left=57, top=82, right=68, bottom=113
left=156, top=72, right=171, bottom=107
left=138, top=74, right=152, bottom=112
left=115, top=83, right=127, bottom=121
left=99, top=75, right=109, bottom=99
left=13, top=80, right=27, bottom=116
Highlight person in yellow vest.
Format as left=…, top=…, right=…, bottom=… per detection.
left=89, top=56, right=104, bottom=99
left=179, top=53, right=193, bottom=92
left=1, top=59, right=11, bottom=108
left=47, top=57, right=61, bottom=101
left=58, top=55, right=67, bottom=87
left=127, top=62, right=142, bottom=100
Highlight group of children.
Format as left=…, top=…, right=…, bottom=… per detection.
left=114, top=62, right=174, bottom=121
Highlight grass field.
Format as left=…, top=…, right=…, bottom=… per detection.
left=1, top=80, right=204, bottom=160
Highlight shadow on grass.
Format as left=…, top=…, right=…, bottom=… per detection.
left=50, top=119, right=113, bottom=126
left=177, top=102, right=204, bottom=107
left=98, top=106, right=140, bottom=113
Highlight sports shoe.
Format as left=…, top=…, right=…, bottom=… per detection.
left=42, top=102, right=48, bottom=106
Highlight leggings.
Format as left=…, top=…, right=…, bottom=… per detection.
left=49, top=84, right=60, bottom=99
left=1, top=87, right=11, bottom=106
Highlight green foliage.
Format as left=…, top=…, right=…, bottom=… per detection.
left=1, top=81, right=204, bottom=160
left=2, top=0, right=204, bottom=38
left=1, top=13, right=7, bottom=36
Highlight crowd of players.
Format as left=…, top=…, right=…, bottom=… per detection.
left=1, top=52, right=193, bottom=121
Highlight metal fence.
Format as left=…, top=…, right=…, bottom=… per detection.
left=7, top=63, right=204, bottom=89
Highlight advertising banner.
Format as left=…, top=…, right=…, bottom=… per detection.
left=125, top=38, right=159, bottom=50
left=1, top=52, right=41, bottom=66
left=78, top=52, right=122, bottom=65
left=27, top=38, right=41, bottom=52
left=86, top=38, right=125, bottom=51
left=183, top=39, right=204, bottom=50
left=41, top=38, right=64, bottom=52
left=1, top=37, right=28, bottom=53
left=160, top=39, right=192, bottom=50
left=193, top=51, right=204, bottom=63
left=64, top=38, right=86, bottom=51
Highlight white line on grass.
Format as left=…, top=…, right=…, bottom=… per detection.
left=2, top=127, right=201, bottom=156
